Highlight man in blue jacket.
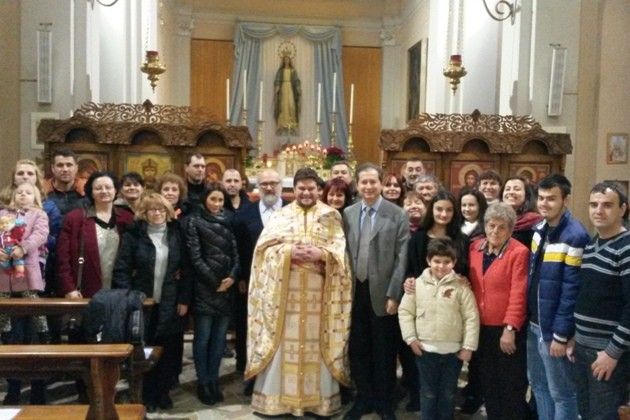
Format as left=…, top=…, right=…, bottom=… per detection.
left=527, top=174, right=590, bottom=420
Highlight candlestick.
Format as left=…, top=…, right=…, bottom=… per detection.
left=243, top=69, right=247, bottom=110
left=349, top=83, right=355, bottom=124
left=258, top=80, right=263, bottom=121
left=226, top=78, right=230, bottom=122
left=315, top=121, right=321, bottom=146
left=332, top=72, right=337, bottom=113
left=316, top=82, right=321, bottom=123
left=330, top=111, right=337, bottom=147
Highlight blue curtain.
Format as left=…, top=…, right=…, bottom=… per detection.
left=231, top=22, right=348, bottom=150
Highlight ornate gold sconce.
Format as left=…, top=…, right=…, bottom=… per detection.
left=140, top=50, right=166, bottom=92
left=443, top=54, right=467, bottom=94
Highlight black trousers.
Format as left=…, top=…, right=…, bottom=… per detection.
left=349, top=280, right=398, bottom=412
left=234, top=289, right=248, bottom=373
left=143, top=305, right=181, bottom=401
left=477, top=325, right=529, bottom=420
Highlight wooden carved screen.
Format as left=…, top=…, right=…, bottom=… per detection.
left=380, top=110, right=572, bottom=189
left=38, top=101, right=251, bottom=188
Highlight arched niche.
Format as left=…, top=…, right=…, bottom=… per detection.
left=402, top=137, right=431, bottom=153
left=196, top=130, right=226, bottom=148
left=521, top=139, right=549, bottom=154
left=461, top=138, right=490, bottom=154
left=66, top=128, right=97, bottom=143
left=131, top=129, right=164, bottom=146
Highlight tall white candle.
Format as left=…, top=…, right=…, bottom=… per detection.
left=332, top=72, right=337, bottom=113
left=226, top=78, right=230, bottom=120
left=316, top=83, right=321, bottom=123
left=243, top=69, right=247, bottom=110
left=349, top=83, right=355, bottom=124
left=259, top=80, right=263, bottom=121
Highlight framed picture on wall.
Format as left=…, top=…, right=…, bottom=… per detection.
left=407, top=41, right=422, bottom=122
left=606, top=133, right=628, bottom=164
left=449, top=161, right=496, bottom=197
left=203, top=155, right=235, bottom=183
left=508, top=163, right=551, bottom=186
left=124, top=153, right=174, bottom=191
left=75, top=152, right=109, bottom=195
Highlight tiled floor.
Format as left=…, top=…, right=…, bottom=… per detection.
left=1, top=337, right=487, bottom=420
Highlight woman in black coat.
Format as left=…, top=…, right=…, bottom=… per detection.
left=113, top=193, right=188, bottom=412
left=184, top=182, right=239, bottom=406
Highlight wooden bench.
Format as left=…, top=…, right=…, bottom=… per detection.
left=3, top=404, right=145, bottom=420
left=0, top=297, right=160, bottom=403
left=0, top=344, right=132, bottom=420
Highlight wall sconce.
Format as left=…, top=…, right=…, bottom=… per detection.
left=443, top=55, right=467, bottom=94
left=483, top=0, right=518, bottom=22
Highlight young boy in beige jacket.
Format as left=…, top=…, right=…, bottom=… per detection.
left=399, top=237, right=480, bottom=420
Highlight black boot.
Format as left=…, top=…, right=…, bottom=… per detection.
left=3, top=380, right=21, bottom=405
left=38, top=330, right=51, bottom=344
left=209, top=382, right=224, bottom=403
left=197, top=384, right=215, bottom=405
left=29, top=380, right=46, bottom=404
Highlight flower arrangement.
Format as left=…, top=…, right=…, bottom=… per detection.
left=323, top=146, right=345, bottom=169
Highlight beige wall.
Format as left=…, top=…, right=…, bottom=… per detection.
left=572, top=0, right=629, bottom=226
left=0, top=0, right=20, bottom=183
left=595, top=0, right=630, bottom=186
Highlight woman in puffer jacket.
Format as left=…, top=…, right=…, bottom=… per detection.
left=184, top=182, right=239, bottom=406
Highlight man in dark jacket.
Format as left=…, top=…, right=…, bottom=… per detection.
left=182, top=153, right=206, bottom=214
left=222, top=169, right=251, bottom=213
left=232, top=169, right=285, bottom=381
left=527, top=174, right=590, bottom=420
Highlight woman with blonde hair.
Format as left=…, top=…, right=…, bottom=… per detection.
left=113, top=193, right=188, bottom=411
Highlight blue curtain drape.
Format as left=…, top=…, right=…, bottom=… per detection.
left=231, top=22, right=348, bottom=151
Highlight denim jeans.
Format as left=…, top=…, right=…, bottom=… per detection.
left=193, top=314, right=230, bottom=386
left=574, top=342, right=629, bottom=420
left=415, top=351, right=463, bottom=420
left=526, top=323, right=577, bottom=420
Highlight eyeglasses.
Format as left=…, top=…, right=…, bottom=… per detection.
left=147, top=208, right=167, bottom=214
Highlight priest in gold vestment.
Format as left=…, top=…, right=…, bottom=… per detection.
left=245, top=167, right=352, bottom=417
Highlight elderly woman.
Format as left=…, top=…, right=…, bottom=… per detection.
left=57, top=171, right=134, bottom=298
left=468, top=202, right=529, bottom=419
left=113, top=193, right=187, bottom=411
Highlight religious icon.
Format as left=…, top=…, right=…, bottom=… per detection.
left=275, top=41, right=301, bottom=136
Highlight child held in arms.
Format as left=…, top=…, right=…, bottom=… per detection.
left=398, top=237, right=479, bottom=420
left=0, top=183, right=50, bottom=343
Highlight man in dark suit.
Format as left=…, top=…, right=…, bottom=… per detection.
left=232, top=169, right=285, bottom=382
left=343, top=163, right=409, bottom=420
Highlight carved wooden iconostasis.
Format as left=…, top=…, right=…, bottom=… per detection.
left=37, top=101, right=251, bottom=190
left=380, top=110, right=572, bottom=195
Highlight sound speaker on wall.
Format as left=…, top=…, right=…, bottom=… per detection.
left=37, top=23, right=53, bottom=104
left=547, top=45, right=566, bottom=117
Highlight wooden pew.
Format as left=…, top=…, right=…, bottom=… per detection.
left=0, top=344, right=133, bottom=420
left=5, top=404, right=145, bottom=419
left=0, top=297, right=160, bottom=403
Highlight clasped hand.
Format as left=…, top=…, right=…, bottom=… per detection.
left=291, top=244, right=323, bottom=263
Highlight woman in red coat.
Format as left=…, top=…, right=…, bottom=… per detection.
left=57, top=171, right=134, bottom=298
left=468, top=202, right=529, bottom=420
